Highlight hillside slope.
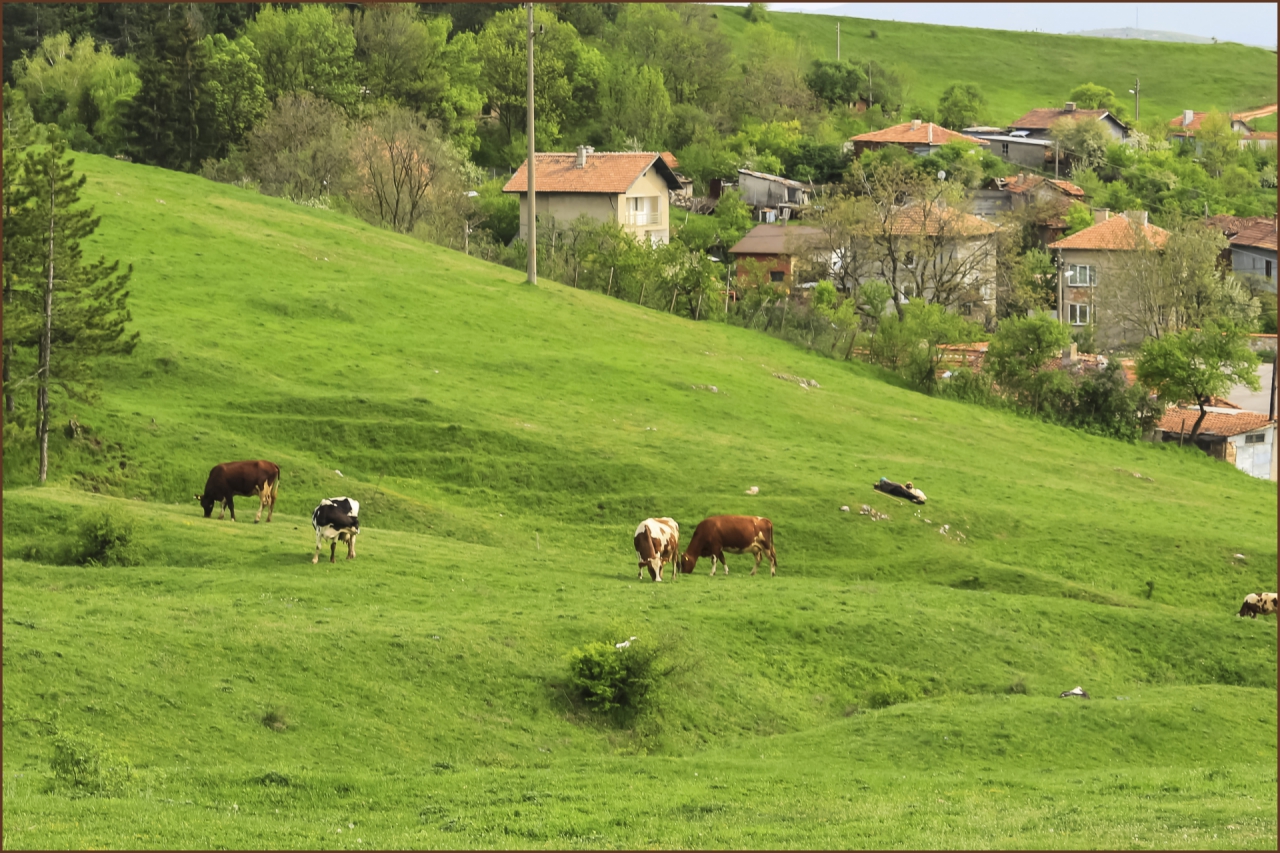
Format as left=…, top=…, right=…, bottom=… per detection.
left=715, top=6, right=1278, bottom=125
left=3, top=155, right=1275, bottom=849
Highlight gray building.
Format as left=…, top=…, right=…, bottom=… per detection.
left=737, top=169, right=811, bottom=220
left=963, top=129, right=1054, bottom=169
left=1229, top=219, right=1277, bottom=291
left=1008, top=103, right=1129, bottom=142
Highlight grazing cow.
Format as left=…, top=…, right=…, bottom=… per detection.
left=195, top=460, right=280, bottom=522
left=873, top=477, right=926, bottom=504
left=312, top=497, right=360, bottom=564
left=634, top=518, right=680, bottom=582
left=1239, top=592, right=1278, bottom=618
left=679, top=515, right=777, bottom=577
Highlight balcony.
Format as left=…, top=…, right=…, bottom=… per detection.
left=627, top=211, right=660, bottom=226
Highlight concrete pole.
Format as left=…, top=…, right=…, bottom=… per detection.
left=837, top=21, right=840, bottom=61
left=526, top=2, right=537, bottom=285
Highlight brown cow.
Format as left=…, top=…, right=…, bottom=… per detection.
left=634, top=517, right=680, bottom=582
left=678, top=515, right=777, bottom=577
left=195, top=460, right=280, bottom=522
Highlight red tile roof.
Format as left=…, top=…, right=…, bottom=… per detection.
left=1249, top=131, right=1278, bottom=141
left=1010, top=108, right=1119, bottom=130
left=660, top=151, right=679, bottom=170
left=997, top=174, right=1086, bottom=198
left=1157, top=406, right=1275, bottom=438
left=850, top=122, right=988, bottom=147
left=503, top=152, right=678, bottom=194
left=886, top=204, right=997, bottom=237
left=1168, top=111, right=1211, bottom=131
left=1047, top=213, right=1169, bottom=251
left=1230, top=219, right=1278, bottom=251
left=1203, top=214, right=1274, bottom=239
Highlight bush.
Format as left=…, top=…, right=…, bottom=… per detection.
left=50, top=726, right=133, bottom=796
left=67, top=508, right=145, bottom=567
left=866, top=676, right=920, bottom=709
left=566, top=639, right=658, bottom=718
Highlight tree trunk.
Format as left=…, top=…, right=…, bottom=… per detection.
left=37, top=171, right=56, bottom=484
left=1187, top=396, right=1210, bottom=444
left=695, top=292, right=703, bottom=321
left=668, top=287, right=679, bottom=313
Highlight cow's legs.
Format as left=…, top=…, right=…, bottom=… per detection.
left=227, top=496, right=236, bottom=522
left=312, top=531, right=322, bottom=564
left=330, top=541, right=338, bottom=564
left=751, top=550, right=762, bottom=576
left=768, top=543, right=778, bottom=576
left=266, top=480, right=276, bottom=523
left=254, top=486, right=265, bottom=523
left=347, top=534, right=356, bottom=560
left=218, top=498, right=227, bottom=520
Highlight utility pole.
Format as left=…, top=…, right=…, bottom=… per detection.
left=1129, top=76, right=1140, bottom=122
left=526, top=2, right=537, bottom=285
left=836, top=21, right=840, bottom=60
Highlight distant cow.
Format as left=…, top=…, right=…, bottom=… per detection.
left=313, top=497, right=360, bottom=564
left=873, top=477, right=926, bottom=504
left=195, top=460, right=280, bottom=522
left=634, top=518, right=680, bottom=582
left=679, top=515, right=777, bottom=577
left=1239, top=592, right=1278, bottom=618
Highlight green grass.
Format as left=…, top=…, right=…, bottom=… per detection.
left=714, top=5, right=1278, bottom=127
left=3, top=153, right=1277, bottom=849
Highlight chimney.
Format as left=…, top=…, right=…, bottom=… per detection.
left=1063, top=343, right=1078, bottom=364
left=1093, top=208, right=1111, bottom=224
left=1123, top=210, right=1148, bottom=226
left=1064, top=102, right=1076, bottom=112
left=928, top=123, right=933, bottom=143
left=911, top=118, right=922, bottom=131
left=1183, top=110, right=1195, bottom=127
left=575, top=145, right=590, bottom=168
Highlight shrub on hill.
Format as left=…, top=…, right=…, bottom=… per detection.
left=566, top=639, right=659, bottom=722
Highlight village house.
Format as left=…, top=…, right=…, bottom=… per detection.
left=971, top=173, right=1086, bottom=244
left=660, top=152, right=695, bottom=201
left=1228, top=218, right=1278, bottom=290
left=1151, top=399, right=1276, bottom=480
left=1008, top=102, right=1129, bottom=142
left=1168, top=109, right=1276, bottom=150
left=737, top=169, right=811, bottom=222
left=729, top=224, right=829, bottom=286
left=1046, top=210, right=1170, bottom=348
left=503, top=147, right=683, bottom=244
left=847, top=120, right=989, bottom=157
left=962, top=127, right=1055, bottom=169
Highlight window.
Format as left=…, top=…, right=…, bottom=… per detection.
left=1068, top=303, right=1090, bottom=325
left=1245, top=432, right=1268, bottom=444
left=1267, top=260, right=1273, bottom=278
left=770, top=271, right=786, bottom=283
left=627, top=196, right=659, bottom=226
left=1001, top=142, right=1010, bottom=157
left=904, top=251, right=917, bottom=269
left=1067, top=264, right=1095, bottom=287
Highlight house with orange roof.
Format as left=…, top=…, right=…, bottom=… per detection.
left=1228, top=218, right=1278, bottom=289
left=1008, top=102, right=1129, bottom=142
left=503, top=146, right=683, bottom=244
left=1046, top=210, right=1170, bottom=347
left=1168, top=110, right=1275, bottom=151
left=1152, top=400, right=1275, bottom=480
left=876, top=204, right=1000, bottom=322
left=847, top=120, right=989, bottom=157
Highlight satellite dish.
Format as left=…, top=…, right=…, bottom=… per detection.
left=938, top=170, right=946, bottom=181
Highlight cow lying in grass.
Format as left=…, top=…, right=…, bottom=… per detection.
left=1238, top=592, right=1278, bottom=618
left=313, top=497, right=360, bottom=564
left=679, top=515, right=777, bottom=577
left=873, top=477, right=926, bottom=504
left=634, top=517, right=680, bottom=582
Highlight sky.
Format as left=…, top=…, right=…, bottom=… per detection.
left=747, top=3, right=1278, bottom=49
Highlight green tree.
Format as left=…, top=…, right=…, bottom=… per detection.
left=609, top=4, right=734, bottom=113
left=745, top=3, right=770, bottom=24
left=600, top=63, right=673, bottom=150
left=986, top=312, right=1072, bottom=412
left=1050, top=115, right=1111, bottom=173
left=1195, top=111, right=1238, bottom=178
left=204, top=33, right=268, bottom=157
left=123, top=17, right=220, bottom=172
left=3, top=133, right=138, bottom=482
left=246, top=92, right=353, bottom=200
left=804, top=59, right=868, bottom=110
left=243, top=4, right=359, bottom=109
left=1063, top=200, right=1095, bottom=235
left=936, top=83, right=986, bottom=130
left=1066, top=82, right=1128, bottom=122
left=897, top=301, right=980, bottom=392
left=12, top=31, right=141, bottom=154
left=1135, top=320, right=1260, bottom=442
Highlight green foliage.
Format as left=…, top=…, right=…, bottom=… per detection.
left=242, top=4, right=359, bottom=109
left=49, top=726, right=133, bottom=796
left=987, top=312, right=1072, bottom=386
left=870, top=301, right=979, bottom=392
left=1051, top=115, right=1111, bottom=174
left=1066, top=82, right=1128, bottom=122
left=1063, top=201, right=1094, bottom=236
left=866, top=675, right=922, bottom=709
left=1136, top=320, right=1261, bottom=440
left=599, top=64, right=673, bottom=151
left=67, top=507, right=146, bottom=567
left=805, top=58, right=868, bottom=109
left=566, top=639, right=658, bottom=718
left=474, top=177, right=521, bottom=245
left=123, top=18, right=220, bottom=172
left=12, top=32, right=140, bottom=155
left=744, top=3, right=771, bottom=24
left=203, top=33, right=269, bottom=156
left=936, top=82, right=986, bottom=130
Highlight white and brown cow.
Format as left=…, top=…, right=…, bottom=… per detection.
left=312, top=497, right=360, bottom=564
left=1239, top=592, right=1278, bottom=618
left=678, top=515, right=777, bottom=577
left=634, top=517, right=680, bottom=582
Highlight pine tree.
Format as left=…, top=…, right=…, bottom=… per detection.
left=124, top=17, right=220, bottom=171
left=4, top=132, right=138, bottom=482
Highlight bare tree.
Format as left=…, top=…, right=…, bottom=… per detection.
left=349, top=106, right=462, bottom=234
left=246, top=92, right=353, bottom=200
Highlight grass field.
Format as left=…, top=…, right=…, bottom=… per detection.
left=714, top=5, right=1278, bottom=128
left=2, top=153, right=1277, bottom=849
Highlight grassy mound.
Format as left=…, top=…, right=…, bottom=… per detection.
left=3, top=154, right=1275, bottom=849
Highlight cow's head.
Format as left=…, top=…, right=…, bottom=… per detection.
left=678, top=552, right=696, bottom=574
left=194, top=493, right=215, bottom=518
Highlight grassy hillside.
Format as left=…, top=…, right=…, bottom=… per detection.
left=715, top=6, right=1278, bottom=126
left=3, top=154, right=1276, bottom=849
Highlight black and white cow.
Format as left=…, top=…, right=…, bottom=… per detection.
left=312, top=497, right=360, bottom=564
